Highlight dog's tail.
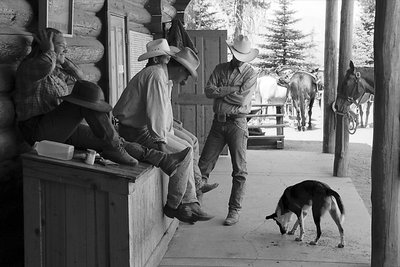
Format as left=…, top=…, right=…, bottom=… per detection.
left=328, top=188, right=345, bottom=216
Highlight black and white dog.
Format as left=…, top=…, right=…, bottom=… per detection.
left=266, top=180, right=345, bottom=248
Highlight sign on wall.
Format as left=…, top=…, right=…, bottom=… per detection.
left=128, top=31, right=153, bottom=79
left=39, top=0, right=74, bottom=37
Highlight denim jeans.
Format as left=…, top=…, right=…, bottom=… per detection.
left=199, top=117, right=248, bottom=211
left=173, top=126, right=202, bottom=189
left=119, top=125, right=198, bottom=209
left=18, top=101, right=119, bottom=150
left=18, top=101, right=150, bottom=160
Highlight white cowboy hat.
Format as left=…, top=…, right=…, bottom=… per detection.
left=138, top=38, right=179, bottom=61
left=171, top=47, right=200, bottom=80
left=226, top=35, right=259, bottom=63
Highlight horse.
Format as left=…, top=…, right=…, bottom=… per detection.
left=348, top=66, right=374, bottom=128
left=334, top=61, right=375, bottom=132
left=289, top=70, right=320, bottom=131
left=254, top=75, right=288, bottom=107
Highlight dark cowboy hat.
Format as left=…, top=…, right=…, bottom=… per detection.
left=61, top=80, right=112, bottom=112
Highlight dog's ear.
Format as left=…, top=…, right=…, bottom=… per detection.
left=265, top=213, right=277, bottom=220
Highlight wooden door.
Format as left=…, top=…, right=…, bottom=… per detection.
left=171, top=30, right=227, bottom=152
left=109, top=15, right=127, bottom=107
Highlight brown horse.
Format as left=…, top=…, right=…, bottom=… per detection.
left=351, top=66, right=374, bottom=128
left=335, top=61, right=375, bottom=130
left=289, top=71, right=320, bottom=131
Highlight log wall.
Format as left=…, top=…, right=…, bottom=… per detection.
left=0, top=0, right=108, bottom=174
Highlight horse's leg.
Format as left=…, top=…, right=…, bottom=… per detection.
left=300, top=99, right=306, bottom=131
left=359, top=105, right=365, bottom=128
left=365, top=101, right=371, bottom=127
left=293, top=100, right=302, bottom=131
left=307, top=97, right=315, bottom=130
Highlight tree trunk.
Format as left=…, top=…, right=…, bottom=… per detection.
left=371, top=1, right=400, bottom=266
left=333, top=0, right=354, bottom=177
left=323, top=0, right=339, bottom=154
left=233, top=0, right=244, bottom=39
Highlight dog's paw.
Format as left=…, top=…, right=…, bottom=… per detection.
left=309, top=241, right=317, bottom=245
left=288, top=230, right=295, bottom=235
left=338, top=243, right=345, bottom=248
left=295, top=237, right=302, bottom=242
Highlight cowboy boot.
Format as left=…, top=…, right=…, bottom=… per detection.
left=158, top=147, right=191, bottom=176
left=85, top=112, right=139, bottom=166
left=199, top=178, right=219, bottom=194
left=123, top=141, right=190, bottom=176
left=101, top=138, right=139, bottom=166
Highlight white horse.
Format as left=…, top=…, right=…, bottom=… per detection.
left=251, top=75, right=290, bottom=127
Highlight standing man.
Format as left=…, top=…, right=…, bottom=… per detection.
left=198, top=35, right=259, bottom=226
left=113, top=40, right=213, bottom=223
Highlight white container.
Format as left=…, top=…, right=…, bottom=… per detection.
left=85, top=149, right=96, bottom=165
left=33, top=140, right=74, bottom=160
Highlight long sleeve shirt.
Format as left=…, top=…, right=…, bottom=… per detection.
left=113, top=64, right=172, bottom=144
left=13, top=51, right=83, bottom=121
left=204, top=61, right=258, bottom=115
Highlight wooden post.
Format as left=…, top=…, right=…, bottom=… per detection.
left=372, top=1, right=400, bottom=266
left=323, top=0, right=339, bottom=153
left=333, top=0, right=354, bottom=177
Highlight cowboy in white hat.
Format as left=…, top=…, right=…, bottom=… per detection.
left=167, top=48, right=220, bottom=198
left=198, top=34, right=259, bottom=226
left=114, top=40, right=214, bottom=224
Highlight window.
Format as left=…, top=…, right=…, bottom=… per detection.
left=128, top=31, right=153, bottom=79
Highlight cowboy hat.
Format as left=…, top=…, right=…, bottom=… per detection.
left=226, top=35, right=259, bottom=63
left=138, top=38, right=179, bottom=61
left=61, top=80, right=112, bottom=112
left=172, top=47, right=200, bottom=80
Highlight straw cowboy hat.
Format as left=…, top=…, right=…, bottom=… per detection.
left=61, top=80, right=112, bottom=112
left=138, top=38, right=179, bottom=61
left=226, top=35, right=259, bottom=63
left=172, top=47, right=200, bottom=80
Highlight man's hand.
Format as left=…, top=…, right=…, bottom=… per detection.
left=34, top=29, right=54, bottom=53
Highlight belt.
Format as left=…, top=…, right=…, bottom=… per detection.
left=214, top=113, right=247, bottom=121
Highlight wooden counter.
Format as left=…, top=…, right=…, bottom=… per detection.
left=22, top=152, right=178, bottom=267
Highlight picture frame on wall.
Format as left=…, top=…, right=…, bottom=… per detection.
left=39, top=0, right=74, bottom=37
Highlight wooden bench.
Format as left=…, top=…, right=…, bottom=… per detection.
left=22, top=152, right=178, bottom=267
left=247, top=104, right=285, bottom=149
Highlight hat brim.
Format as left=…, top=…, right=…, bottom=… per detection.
left=138, top=46, right=179, bottom=61
left=227, top=43, right=259, bottom=63
left=61, top=95, right=112, bottom=112
left=173, top=56, right=198, bottom=80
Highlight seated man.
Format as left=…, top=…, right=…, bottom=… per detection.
left=113, top=39, right=213, bottom=223
left=13, top=28, right=188, bottom=176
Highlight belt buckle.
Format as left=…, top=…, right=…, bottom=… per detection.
left=217, top=113, right=226, bottom=122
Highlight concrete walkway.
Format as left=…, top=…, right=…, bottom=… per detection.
left=159, top=148, right=371, bottom=266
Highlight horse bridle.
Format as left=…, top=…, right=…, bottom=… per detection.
left=332, top=71, right=362, bottom=134
left=337, top=71, right=361, bottom=107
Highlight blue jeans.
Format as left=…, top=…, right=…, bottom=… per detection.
left=119, top=125, right=198, bottom=209
left=199, top=117, right=248, bottom=211
left=18, top=101, right=154, bottom=162
left=173, top=126, right=202, bottom=189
